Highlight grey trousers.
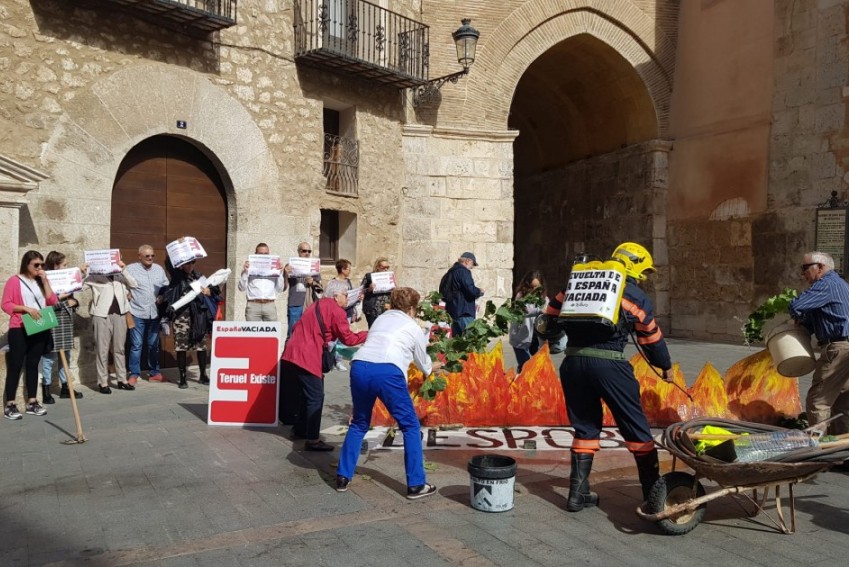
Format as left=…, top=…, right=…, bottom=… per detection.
left=245, top=301, right=278, bottom=322
left=93, top=313, right=128, bottom=386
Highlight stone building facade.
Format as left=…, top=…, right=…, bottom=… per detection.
left=2, top=0, right=849, bottom=396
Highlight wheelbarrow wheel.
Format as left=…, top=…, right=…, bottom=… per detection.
left=648, top=471, right=706, bottom=536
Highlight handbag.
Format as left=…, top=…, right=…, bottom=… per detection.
left=18, top=276, right=60, bottom=336
left=314, top=301, right=336, bottom=374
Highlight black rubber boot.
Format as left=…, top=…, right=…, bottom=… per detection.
left=42, top=384, right=55, bottom=405
left=566, top=452, right=599, bottom=512
left=634, top=449, right=660, bottom=501
left=177, top=352, right=188, bottom=389
left=197, top=351, right=209, bottom=385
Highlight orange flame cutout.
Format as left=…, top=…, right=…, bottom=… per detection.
left=370, top=345, right=802, bottom=428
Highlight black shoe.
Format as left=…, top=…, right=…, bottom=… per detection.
left=335, top=475, right=350, bottom=492
left=199, top=375, right=210, bottom=385
left=178, top=380, right=188, bottom=390
left=60, top=386, right=83, bottom=399
left=42, top=385, right=55, bottom=405
left=304, top=440, right=334, bottom=452
left=406, top=483, right=437, bottom=500
left=99, top=385, right=112, bottom=395
left=117, top=382, right=135, bottom=391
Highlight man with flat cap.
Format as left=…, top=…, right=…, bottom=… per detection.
left=439, top=252, right=484, bottom=336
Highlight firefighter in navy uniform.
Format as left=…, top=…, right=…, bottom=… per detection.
left=542, top=242, right=672, bottom=512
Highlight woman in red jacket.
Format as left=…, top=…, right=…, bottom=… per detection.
left=2, top=251, right=58, bottom=420
left=280, top=290, right=367, bottom=451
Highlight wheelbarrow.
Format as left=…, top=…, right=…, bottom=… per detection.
left=636, top=418, right=849, bottom=535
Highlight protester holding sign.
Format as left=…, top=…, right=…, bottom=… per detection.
left=40, top=251, right=84, bottom=403
left=238, top=243, right=287, bottom=322
left=161, top=257, right=221, bottom=389
left=84, top=258, right=139, bottom=394
left=284, top=242, right=323, bottom=339
left=360, top=257, right=394, bottom=327
left=324, top=259, right=362, bottom=372
left=2, top=251, right=58, bottom=420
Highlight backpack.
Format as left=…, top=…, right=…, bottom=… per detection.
left=557, top=260, right=627, bottom=344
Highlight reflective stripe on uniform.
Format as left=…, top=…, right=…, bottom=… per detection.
left=571, top=438, right=601, bottom=454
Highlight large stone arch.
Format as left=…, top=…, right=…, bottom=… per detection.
left=443, top=1, right=676, bottom=133
left=35, top=62, right=278, bottom=318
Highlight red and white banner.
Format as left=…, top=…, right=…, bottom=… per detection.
left=208, top=321, right=282, bottom=426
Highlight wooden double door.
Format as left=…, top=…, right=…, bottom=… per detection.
left=110, top=135, right=228, bottom=368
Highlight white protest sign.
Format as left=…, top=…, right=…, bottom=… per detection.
left=46, top=267, right=84, bottom=294
left=346, top=286, right=363, bottom=308
left=84, top=249, right=122, bottom=275
left=167, top=237, right=207, bottom=268
left=247, top=255, right=281, bottom=277
left=288, top=257, right=320, bottom=277
left=370, top=271, right=396, bottom=293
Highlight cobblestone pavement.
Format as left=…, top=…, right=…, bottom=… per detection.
left=1, top=338, right=847, bottom=567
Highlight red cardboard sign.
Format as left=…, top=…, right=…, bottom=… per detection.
left=208, top=322, right=282, bottom=426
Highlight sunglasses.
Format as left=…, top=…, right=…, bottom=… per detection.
left=31, top=263, right=43, bottom=268
left=378, top=265, right=390, bottom=270
left=800, top=262, right=820, bottom=273
left=143, top=254, right=155, bottom=259
left=299, top=249, right=312, bottom=254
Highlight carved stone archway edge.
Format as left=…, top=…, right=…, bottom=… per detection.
left=40, top=61, right=278, bottom=209
left=448, top=2, right=676, bottom=135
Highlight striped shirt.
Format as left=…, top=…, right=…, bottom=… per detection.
left=789, top=270, right=849, bottom=342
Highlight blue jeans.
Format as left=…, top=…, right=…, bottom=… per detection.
left=513, top=337, right=541, bottom=372
left=337, top=361, right=425, bottom=488
left=41, top=351, right=70, bottom=385
left=287, top=305, right=304, bottom=339
left=128, top=316, right=162, bottom=377
left=451, top=316, right=475, bottom=337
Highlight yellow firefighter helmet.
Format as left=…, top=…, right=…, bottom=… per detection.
left=611, top=242, right=655, bottom=281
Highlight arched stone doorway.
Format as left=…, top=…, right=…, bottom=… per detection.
left=509, top=33, right=670, bottom=310
left=111, top=135, right=228, bottom=367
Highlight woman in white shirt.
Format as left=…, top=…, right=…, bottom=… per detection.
left=335, top=287, right=442, bottom=499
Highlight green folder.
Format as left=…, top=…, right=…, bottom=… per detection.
left=21, top=307, right=59, bottom=335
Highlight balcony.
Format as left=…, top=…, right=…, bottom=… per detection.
left=95, top=1, right=238, bottom=33
left=294, top=0, right=429, bottom=89
left=323, top=134, right=359, bottom=196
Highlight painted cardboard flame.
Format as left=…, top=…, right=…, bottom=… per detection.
left=371, top=343, right=802, bottom=427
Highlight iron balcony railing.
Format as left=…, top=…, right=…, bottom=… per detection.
left=323, top=134, right=359, bottom=196
left=99, top=0, right=238, bottom=33
left=294, top=0, right=429, bottom=88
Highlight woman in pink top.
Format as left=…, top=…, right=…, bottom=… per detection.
left=2, top=251, right=58, bottom=420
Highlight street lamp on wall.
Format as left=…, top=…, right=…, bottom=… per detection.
left=413, top=19, right=480, bottom=107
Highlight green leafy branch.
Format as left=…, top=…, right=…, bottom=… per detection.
left=415, top=288, right=546, bottom=400
left=742, top=288, right=798, bottom=345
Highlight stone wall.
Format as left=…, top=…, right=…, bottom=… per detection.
left=513, top=141, right=671, bottom=327
left=400, top=125, right=517, bottom=303
left=766, top=0, right=849, bottom=289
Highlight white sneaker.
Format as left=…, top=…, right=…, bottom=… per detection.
left=335, top=362, right=348, bottom=372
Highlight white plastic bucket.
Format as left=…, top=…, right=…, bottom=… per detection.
left=468, top=454, right=517, bottom=512
left=766, top=321, right=816, bottom=377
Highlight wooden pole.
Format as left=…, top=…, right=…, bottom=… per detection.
left=59, top=350, right=86, bottom=444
